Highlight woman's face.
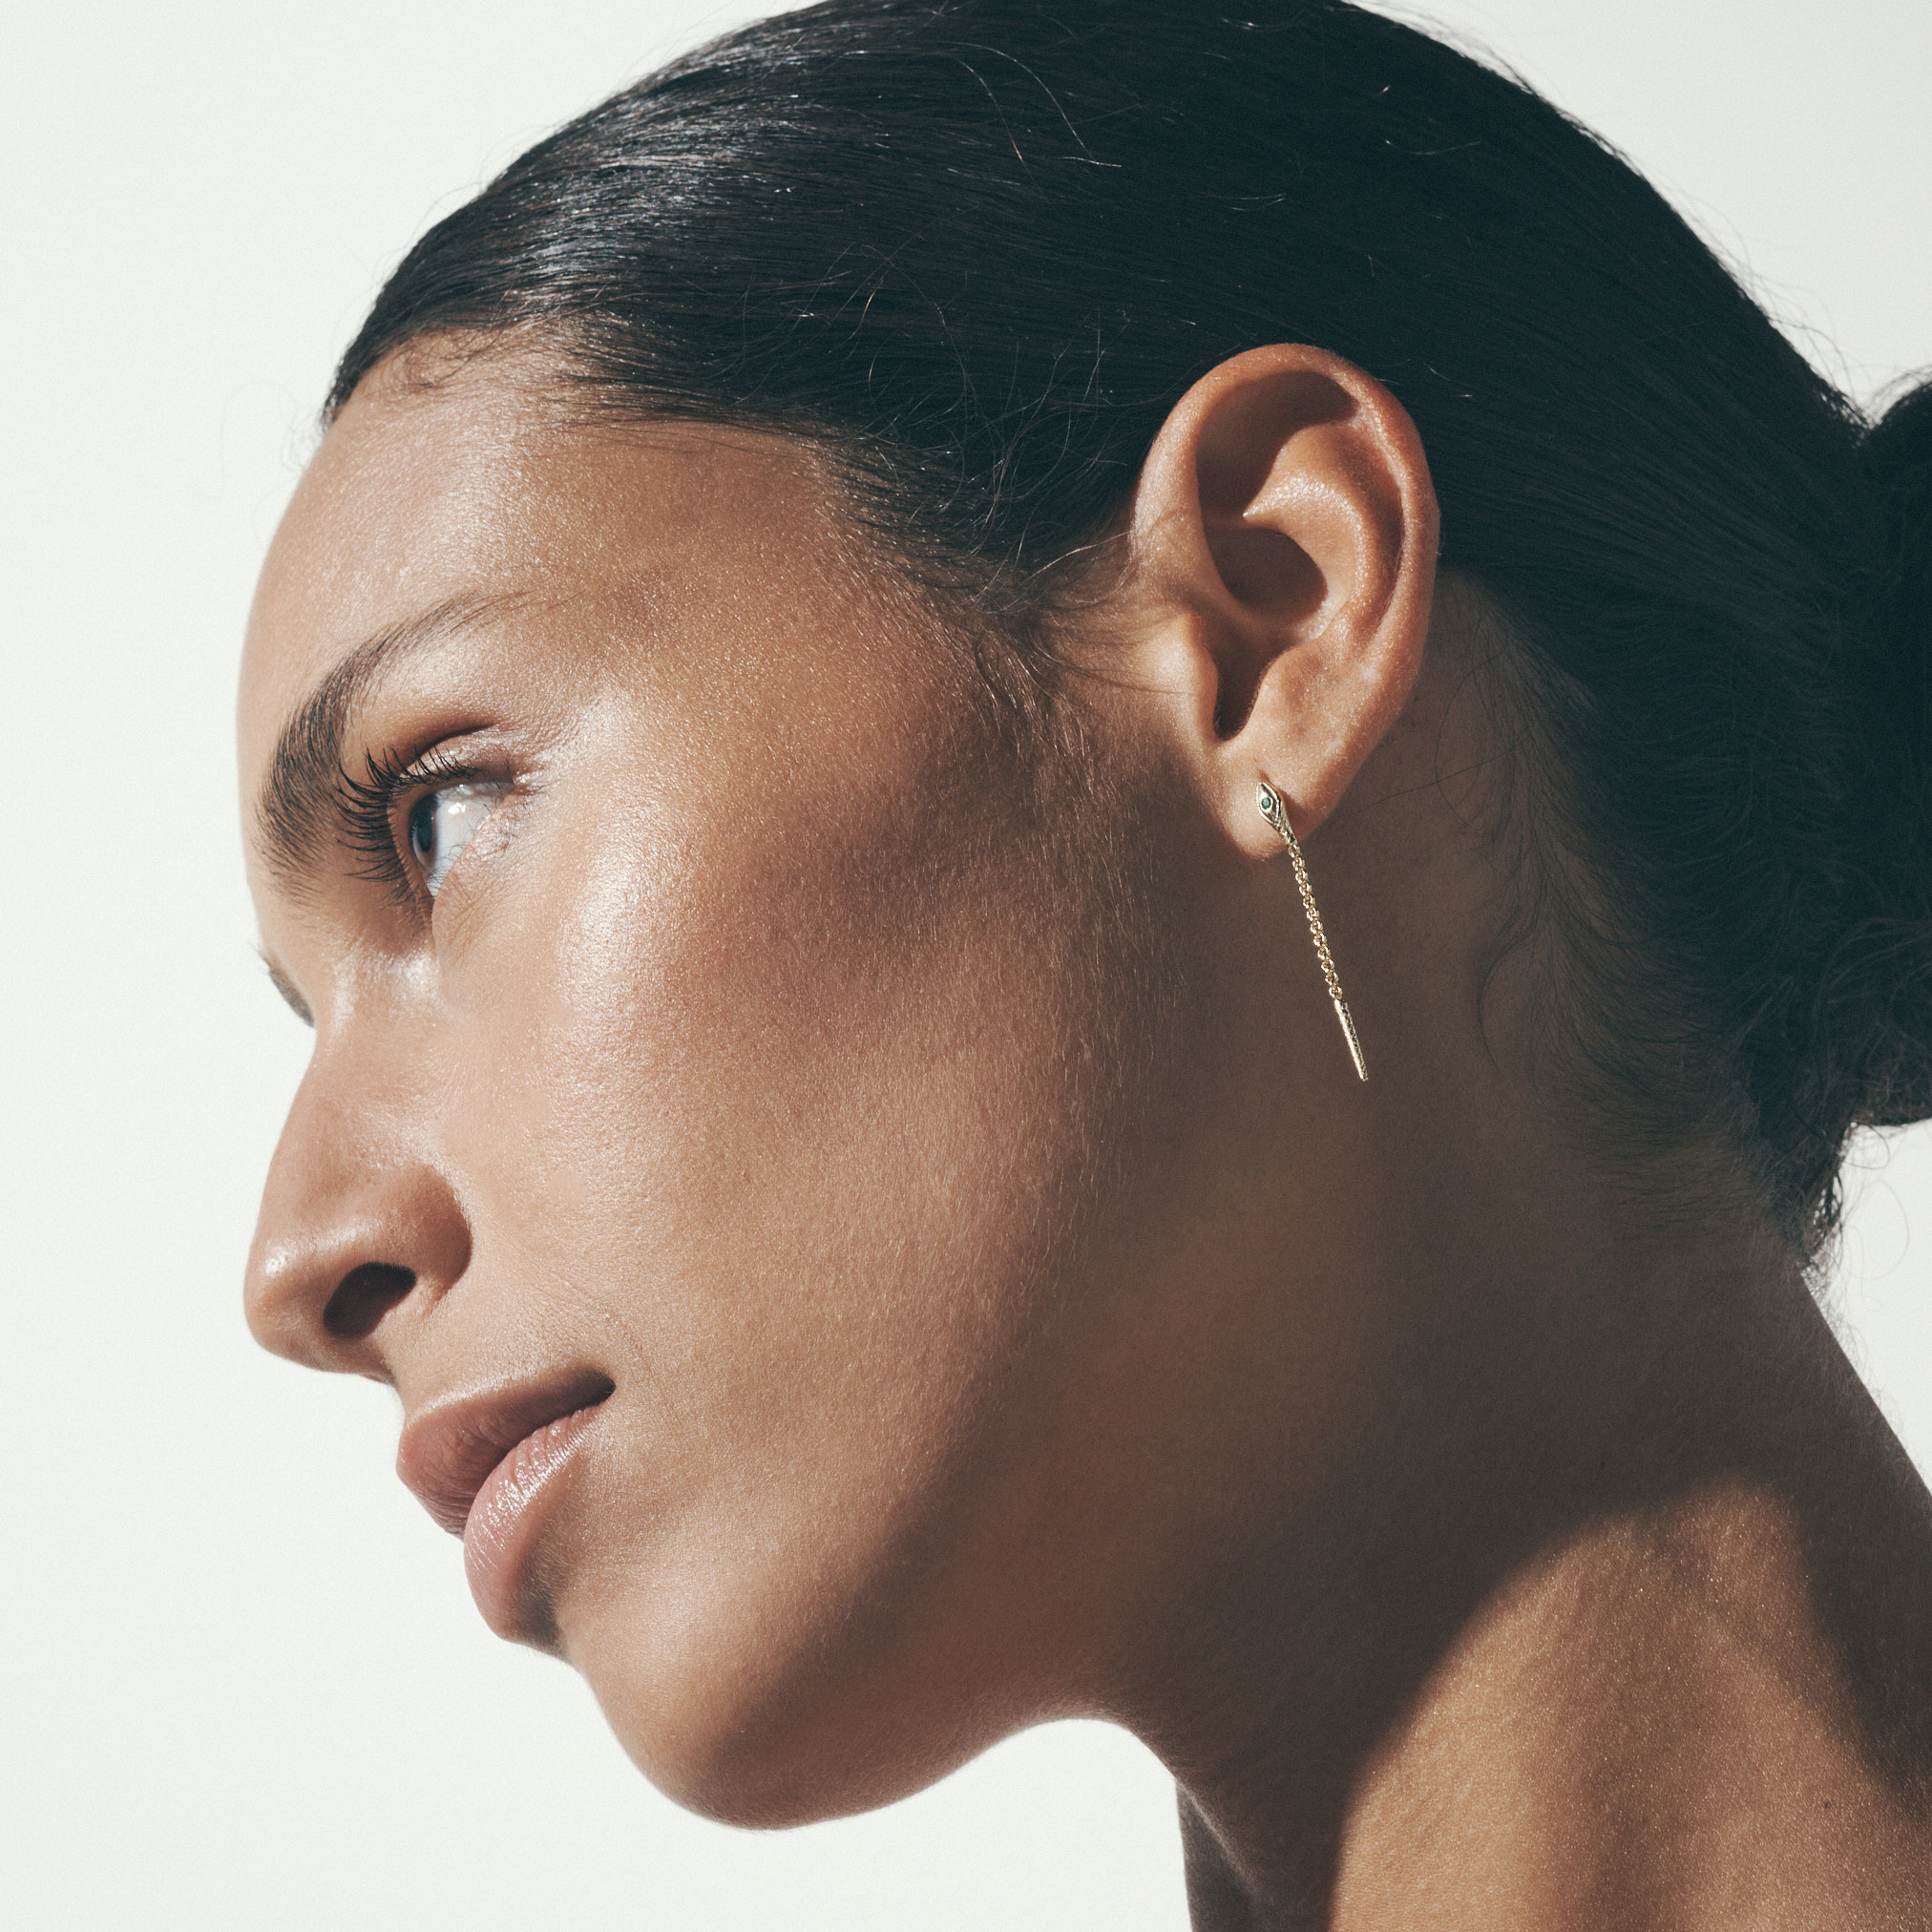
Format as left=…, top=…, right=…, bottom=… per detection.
left=240, top=358, right=1211, bottom=1822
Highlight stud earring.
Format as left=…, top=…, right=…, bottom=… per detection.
left=1255, top=779, right=1368, bottom=1082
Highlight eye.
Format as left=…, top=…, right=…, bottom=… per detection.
left=407, top=780, right=511, bottom=897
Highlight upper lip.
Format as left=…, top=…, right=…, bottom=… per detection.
left=397, top=1370, right=615, bottom=1536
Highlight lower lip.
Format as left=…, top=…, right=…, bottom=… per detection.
left=462, top=1404, right=604, bottom=1638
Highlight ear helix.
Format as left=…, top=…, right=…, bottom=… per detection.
left=1255, top=779, right=1368, bottom=1082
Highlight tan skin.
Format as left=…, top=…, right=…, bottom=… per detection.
left=242, top=341, right=1932, bottom=1927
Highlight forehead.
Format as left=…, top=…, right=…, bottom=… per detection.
left=237, top=358, right=827, bottom=793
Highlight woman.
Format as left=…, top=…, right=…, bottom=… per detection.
left=238, top=0, right=1932, bottom=1921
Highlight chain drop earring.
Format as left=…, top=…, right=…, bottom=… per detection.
left=1255, top=779, right=1368, bottom=1082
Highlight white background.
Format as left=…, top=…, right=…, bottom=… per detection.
left=4, top=2, right=1928, bottom=1925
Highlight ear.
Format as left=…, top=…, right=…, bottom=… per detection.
left=1124, top=344, right=1438, bottom=857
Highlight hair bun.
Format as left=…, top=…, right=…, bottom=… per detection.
left=1844, top=377, right=1932, bottom=1126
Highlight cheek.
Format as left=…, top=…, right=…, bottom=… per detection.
left=511, top=768, right=1091, bottom=1428
left=433, top=680, right=1144, bottom=1789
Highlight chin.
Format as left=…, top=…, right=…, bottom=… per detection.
left=559, top=1542, right=1017, bottom=1830
left=580, top=1644, right=992, bottom=1831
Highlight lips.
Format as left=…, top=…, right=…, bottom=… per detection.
left=397, top=1371, right=614, bottom=1634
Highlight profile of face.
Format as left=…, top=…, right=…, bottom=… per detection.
left=235, top=0, right=1932, bottom=1905
left=241, top=343, right=1452, bottom=1827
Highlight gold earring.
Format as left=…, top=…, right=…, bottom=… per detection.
left=1256, top=779, right=1368, bottom=1082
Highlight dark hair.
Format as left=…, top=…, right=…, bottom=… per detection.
left=331, top=0, right=1932, bottom=1250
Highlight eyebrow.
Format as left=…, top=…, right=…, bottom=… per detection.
left=253, top=592, right=519, bottom=892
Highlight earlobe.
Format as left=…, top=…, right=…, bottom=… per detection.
left=1126, top=344, right=1439, bottom=857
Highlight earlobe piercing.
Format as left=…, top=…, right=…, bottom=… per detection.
left=1256, top=779, right=1369, bottom=1082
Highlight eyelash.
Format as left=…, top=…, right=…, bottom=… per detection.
left=335, top=743, right=489, bottom=903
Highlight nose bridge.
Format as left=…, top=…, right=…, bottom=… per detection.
left=245, top=1030, right=472, bottom=1376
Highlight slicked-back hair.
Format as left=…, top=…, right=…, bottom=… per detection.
left=331, top=0, right=1932, bottom=1250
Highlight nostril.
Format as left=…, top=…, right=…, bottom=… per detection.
left=324, top=1263, right=416, bottom=1340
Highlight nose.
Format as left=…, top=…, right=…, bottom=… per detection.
left=244, top=1051, right=472, bottom=1379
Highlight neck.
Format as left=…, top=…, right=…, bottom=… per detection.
left=1114, top=1145, right=1932, bottom=1929
left=1040, top=613, right=1932, bottom=1922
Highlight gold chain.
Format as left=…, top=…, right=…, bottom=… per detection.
left=1256, top=780, right=1369, bottom=1082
